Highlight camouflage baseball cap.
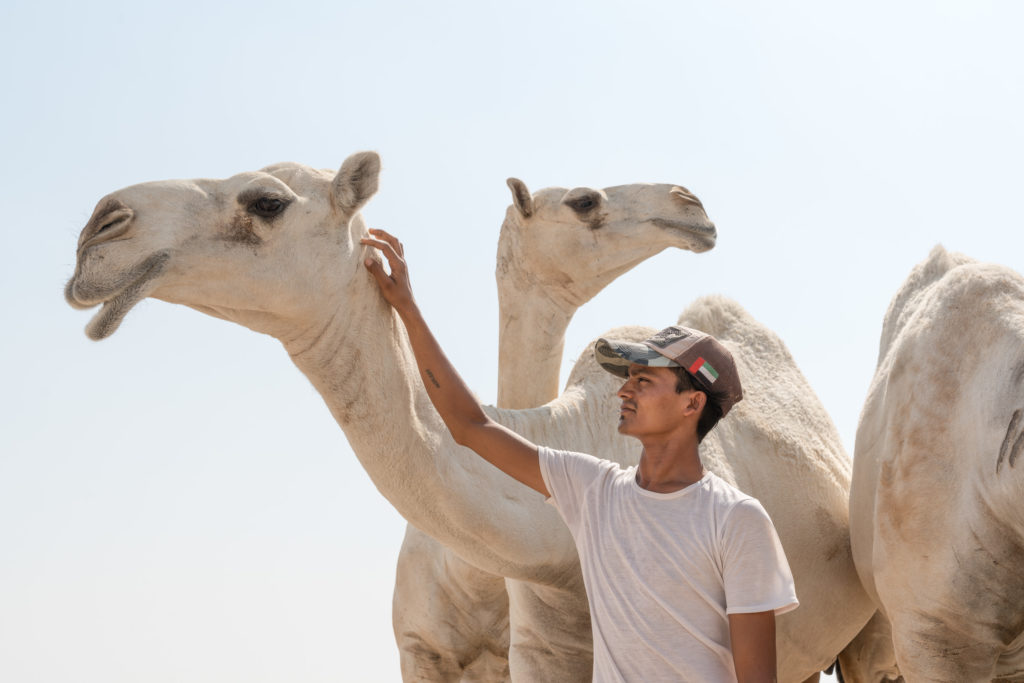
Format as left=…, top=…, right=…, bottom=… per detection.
left=594, top=325, right=743, bottom=416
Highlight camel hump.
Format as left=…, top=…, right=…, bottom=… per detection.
left=677, top=295, right=753, bottom=337
left=877, top=244, right=976, bottom=363
left=677, top=295, right=798, bottom=366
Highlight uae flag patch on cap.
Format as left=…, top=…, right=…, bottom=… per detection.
left=688, top=357, right=719, bottom=384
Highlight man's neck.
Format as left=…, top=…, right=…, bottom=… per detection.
left=635, top=435, right=704, bottom=493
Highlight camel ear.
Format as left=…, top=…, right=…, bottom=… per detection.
left=332, top=151, right=381, bottom=214
left=507, top=177, right=534, bottom=217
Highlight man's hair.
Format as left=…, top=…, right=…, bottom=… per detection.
left=671, top=366, right=725, bottom=443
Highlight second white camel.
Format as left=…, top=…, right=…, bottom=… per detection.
left=393, top=176, right=717, bottom=680
left=850, top=245, right=1024, bottom=682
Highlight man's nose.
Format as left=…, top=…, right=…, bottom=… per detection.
left=617, top=379, right=633, bottom=398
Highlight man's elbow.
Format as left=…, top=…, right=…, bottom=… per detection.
left=450, top=427, right=472, bottom=448
left=448, top=416, right=492, bottom=449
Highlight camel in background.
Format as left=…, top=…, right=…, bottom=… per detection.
left=394, top=175, right=717, bottom=680
left=850, top=246, right=1024, bottom=681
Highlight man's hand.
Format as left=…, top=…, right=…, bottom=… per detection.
left=361, top=228, right=416, bottom=316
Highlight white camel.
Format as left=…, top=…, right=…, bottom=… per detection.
left=65, top=152, right=875, bottom=681
left=849, top=245, right=1024, bottom=682
left=393, top=176, right=717, bottom=681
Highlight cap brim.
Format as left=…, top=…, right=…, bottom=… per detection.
left=594, top=338, right=681, bottom=378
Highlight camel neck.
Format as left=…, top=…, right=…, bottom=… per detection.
left=278, top=271, right=581, bottom=580
left=284, top=285, right=433, bottom=460
left=497, top=283, right=574, bottom=409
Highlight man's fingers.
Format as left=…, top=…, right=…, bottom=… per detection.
left=360, top=236, right=405, bottom=272
left=363, top=255, right=391, bottom=287
left=367, top=228, right=404, bottom=257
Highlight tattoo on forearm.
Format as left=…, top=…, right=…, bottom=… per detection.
left=425, top=369, right=441, bottom=388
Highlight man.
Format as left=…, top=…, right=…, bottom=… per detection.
left=361, top=229, right=798, bottom=682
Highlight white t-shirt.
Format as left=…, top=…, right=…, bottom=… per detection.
left=538, top=447, right=798, bottom=683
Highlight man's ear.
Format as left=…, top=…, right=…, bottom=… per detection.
left=687, top=390, right=707, bottom=417
left=332, top=151, right=381, bottom=214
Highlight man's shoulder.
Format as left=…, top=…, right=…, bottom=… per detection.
left=704, top=472, right=764, bottom=515
left=703, top=475, right=779, bottom=550
left=539, top=446, right=626, bottom=487
left=540, top=446, right=620, bottom=469
left=539, top=447, right=631, bottom=523
left=704, top=471, right=751, bottom=500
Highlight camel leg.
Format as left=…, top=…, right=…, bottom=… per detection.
left=874, top=483, right=1024, bottom=682
left=889, top=615, right=1003, bottom=683
left=881, top=553, right=1014, bottom=682
left=506, top=578, right=592, bottom=681
left=393, top=526, right=510, bottom=682
left=834, top=611, right=902, bottom=683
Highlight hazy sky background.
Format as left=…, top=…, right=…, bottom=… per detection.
left=2, top=1, right=1022, bottom=681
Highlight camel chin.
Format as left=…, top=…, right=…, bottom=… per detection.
left=649, top=218, right=717, bottom=252
left=84, top=298, right=134, bottom=340
left=68, top=251, right=171, bottom=340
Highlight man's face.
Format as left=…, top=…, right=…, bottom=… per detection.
left=616, top=364, right=702, bottom=439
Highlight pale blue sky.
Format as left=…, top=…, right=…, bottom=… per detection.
left=2, top=1, right=1022, bottom=681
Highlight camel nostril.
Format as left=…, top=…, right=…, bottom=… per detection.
left=670, top=186, right=705, bottom=210
left=81, top=208, right=134, bottom=251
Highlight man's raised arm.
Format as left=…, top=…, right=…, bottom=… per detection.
left=360, top=228, right=548, bottom=496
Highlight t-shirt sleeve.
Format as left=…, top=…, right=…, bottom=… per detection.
left=537, top=447, right=612, bottom=533
left=720, top=498, right=799, bottom=615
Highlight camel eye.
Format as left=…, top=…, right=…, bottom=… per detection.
left=566, top=194, right=600, bottom=213
left=249, top=196, right=289, bottom=218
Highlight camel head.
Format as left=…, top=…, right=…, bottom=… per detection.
left=496, top=178, right=716, bottom=308
left=65, top=151, right=381, bottom=340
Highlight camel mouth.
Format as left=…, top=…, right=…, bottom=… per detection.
left=648, top=218, right=718, bottom=252
left=65, top=251, right=171, bottom=340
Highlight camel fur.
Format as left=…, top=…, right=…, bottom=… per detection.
left=849, top=245, right=1024, bottom=682
left=392, top=176, right=717, bottom=681
left=65, top=153, right=874, bottom=682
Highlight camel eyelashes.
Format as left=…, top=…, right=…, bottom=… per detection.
left=247, top=196, right=290, bottom=219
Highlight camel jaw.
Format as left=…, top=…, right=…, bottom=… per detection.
left=648, top=218, right=718, bottom=253
left=65, top=250, right=171, bottom=340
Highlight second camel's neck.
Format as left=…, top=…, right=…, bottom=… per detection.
left=496, top=284, right=574, bottom=410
